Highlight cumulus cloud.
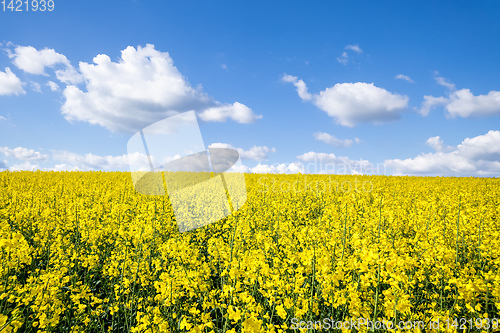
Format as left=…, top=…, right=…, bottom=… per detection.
left=445, top=89, right=500, bottom=118
left=0, top=67, right=25, bottom=96
left=313, top=132, right=360, bottom=147
left=59, top=44, right=260, bottom=133
left=208, top=143, right=276, bottom=161
left=420, top=74, right=500, bottom=118
left=0, top=146, right=48, bottom=161
left=395, top=74, right=414, bottom=83
left=386, top=130, right=500, bottom=176
left=10, top=45, right=81, bottom=84
left=283, top=74, right=409, bottom=127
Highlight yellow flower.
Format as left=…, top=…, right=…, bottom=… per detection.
left=276, top=304, right=287, bottom=320
left=242, top=316, right=261, bottom=333
left=228, top=306, right=242, bottom=322
left=0, top=314, right=8, bottom=327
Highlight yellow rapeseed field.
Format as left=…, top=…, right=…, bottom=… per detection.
left=1, top=171, right=499, bottom=332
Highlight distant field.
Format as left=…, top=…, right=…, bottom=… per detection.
left=1, top=171, right=500, bottom=332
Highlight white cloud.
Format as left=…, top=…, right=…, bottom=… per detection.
left=337, top=44, right=362, bottom=65
left=419, top=95, right=448, bottom=116
left=458, top=130, right=500, bottom=161
left=11, top=46, right=67, bottom=74
left=297, top=151, right=377, bottom=174
left=337, top=51, right=349, bottom=65
left=313, top=132, right=359, bottom=147
left=208, top=143, right=276, bottom=161
left=395, top=74, right=414, bottom=83
left=386, top=152, right=475, bottom=175
left=31, top=82, right=42, bottom=93
left=52, top=151, right=151, bottom=171
left=47, top=81, right=59, bottom=91
left=0, top=146, right=48, bottom=161
left=445, top=89, right=500, bottom=118
left=386, top=130, right=500, bottom=176
left=9, top=161, right=40, bottom=171
left=0, top=115, right=6, bottom=120
left=10, top=45, right=81, bottom=84
left=283, top=74, right=409, bottom=127
left=426, top=136, right=453, bottom=152
left=250, top=162, right=305, bottom=174
left=434, top=72, right=455, bottom=90
left=281, top=74, right=312, bottom=101
left=0, top=67, right=25, bottom=96
left=198, top=102, right=262, bottom=123
left=51, top=164, right=81, bottom=171
left=345, top=44, right=362, bottom=53
left=420, top=72, right=500, bottom=117
left=59, top=44, right=260, bottom=132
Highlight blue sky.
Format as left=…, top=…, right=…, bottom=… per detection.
left=1, top=0, right=500, bottom=175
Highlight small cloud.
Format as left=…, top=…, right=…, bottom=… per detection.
left=337, top=44, right=363, bottom=65
left=198, top=102, right=262, bottom=123
left=9, top=45, right=82, bottom=84
left=337, top=51, right=349, bottom=65
left=0, top=146, right=49, bottom=161
left=426, top=136, right=453, bottom=152
left=345, top=44, right=363, bottom=53
left=419, top=95, right=448, bottom=116
left=313, top=132, right=360, bottom=148
left=31, top=82, right=42, bottom=93
left=434, top=71, right=455, bottom=90
left=220, top=64, right=227, bottom=70
left=281, top=74, right=312, bottom=101
left=0, top=115, right=6, bottom=121
left=47, top=81, right=59, bottom=91
left=208, top=143, right=276, bottom=161
left=0, top=67, right=25, bottom=96
left=395, top=74, right=414, bottom=83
